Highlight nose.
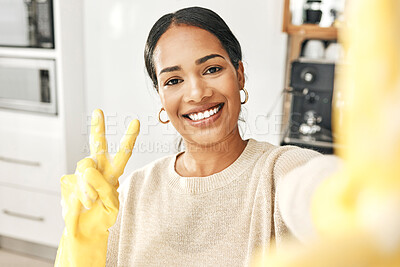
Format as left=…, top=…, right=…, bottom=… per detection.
left=183, top=75, right=213, bottom=103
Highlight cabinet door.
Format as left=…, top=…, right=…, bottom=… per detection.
left=0, top=185, right=64, bottom=247
left=0, top=127, right=64, bottom=192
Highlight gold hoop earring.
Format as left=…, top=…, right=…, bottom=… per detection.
left=158, top=107, right=170, bottom=124
left=240, top=88, right=249, bottom=104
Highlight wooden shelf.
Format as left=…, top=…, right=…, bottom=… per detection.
left=282, top=0, right=338, bottom=40
left=286, top=24, right=338, bottom=40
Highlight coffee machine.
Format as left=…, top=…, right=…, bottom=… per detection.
left=281, top=59, right=335, bottom=154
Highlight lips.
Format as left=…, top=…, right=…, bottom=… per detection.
left=182, top=103, right=224, bottom=121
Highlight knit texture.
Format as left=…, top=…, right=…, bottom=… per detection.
left=277, top=154, right=342, bottom=243
left=106, top=139, right=320, bottom=266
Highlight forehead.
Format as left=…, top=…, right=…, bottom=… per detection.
left=153, top=25, right=228, bottom=71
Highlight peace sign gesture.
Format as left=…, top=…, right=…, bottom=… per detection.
left=89, top=109, right=140, bottom=186
left=55, top=109, right=140, bottom=267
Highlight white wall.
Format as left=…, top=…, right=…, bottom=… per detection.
left=83, top=0, right=287, bottom=177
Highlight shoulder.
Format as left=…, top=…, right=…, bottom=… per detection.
left=248, top=138, right=321, bottom=177
left=118, top=153, right=176, bottom=199
left=270, top=145, right=321, bottom=178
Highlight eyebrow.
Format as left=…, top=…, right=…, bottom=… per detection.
left=158, top=54, right=225, bottom=76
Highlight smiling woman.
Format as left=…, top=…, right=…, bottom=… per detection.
left=55, top=6, right=340, bottom=267
left=154, top=24, right=246, bottom=176
left=144, top=8, right=247, bottom=178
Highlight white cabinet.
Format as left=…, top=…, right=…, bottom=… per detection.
left=0, top=0, right=85, bottom=251
left=0, top=186, right=64, bottom=246
left=0, top=117, right=64, bottom=192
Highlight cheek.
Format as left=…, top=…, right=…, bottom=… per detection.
left=160, top=90, right=181, bottom=117
left=225, top=78, right=242, bottom=116
left=222, top=74, right=241, bottom=104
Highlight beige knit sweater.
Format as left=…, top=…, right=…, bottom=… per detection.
left=105, top=139, right=325, bottom=266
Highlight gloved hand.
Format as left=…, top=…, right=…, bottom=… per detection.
left=55, top=109, right=140, bottom=267
left=252, top=0, right=400, bottom=266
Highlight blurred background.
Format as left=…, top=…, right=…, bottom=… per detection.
left=0, top=0, right=345, bottom=265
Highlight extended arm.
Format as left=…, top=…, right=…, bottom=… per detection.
left=277, top=154, right=342, bottom=243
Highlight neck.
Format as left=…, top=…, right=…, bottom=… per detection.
left=177, top=127, right=247, bottom=177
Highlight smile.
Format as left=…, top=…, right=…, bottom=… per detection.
left=183, top=103, right=224, bottom=121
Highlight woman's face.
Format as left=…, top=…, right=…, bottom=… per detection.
left=153, top=24, right=245, bottom=146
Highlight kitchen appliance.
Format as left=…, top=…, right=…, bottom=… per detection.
left=281, top=59, right=335, bottom=154
left=0, top=57, right=57, bottom=114
left=0, top=0, right=54, bottom=48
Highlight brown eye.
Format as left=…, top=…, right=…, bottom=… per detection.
left=165, top=78, right=182, bottom=86
left=205, top=66, right=222, bottom=74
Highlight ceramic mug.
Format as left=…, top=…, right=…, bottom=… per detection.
left=325, top=42, right=342, bottom=61
left=303, top=40, right=325, bottom=59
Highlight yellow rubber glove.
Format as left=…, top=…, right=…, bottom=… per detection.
left=253, top=0, right=400, bottom=266
left=55, top=109, right=140, bottom=267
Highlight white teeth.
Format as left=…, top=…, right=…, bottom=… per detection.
left=186, top=104, right=222, bottom=121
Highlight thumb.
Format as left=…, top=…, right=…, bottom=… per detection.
left=83, top=167, right=119, bottom=216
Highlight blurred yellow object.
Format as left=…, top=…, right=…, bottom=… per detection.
left=252, top=233, right=400, bottom=267
left=313, top=0, right=400, bottom=238
left=54, top=109, right=140, bottom=267
left=255, top=0, right=400, bottom=265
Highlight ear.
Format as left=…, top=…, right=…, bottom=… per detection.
left=236, top=61, right=245, bottom=89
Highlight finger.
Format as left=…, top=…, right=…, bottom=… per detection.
left=76, top=157, right=97, bottom=171
left=76, top=158, right=99, bottom=208
left=90, top=109, right=108, bottom=167
left=76, top=175, right=98, bottom=210
left=83, top=167, right=119, bottom=216
left=112, top=119, right=140, bottom=179
left=60, top=175, right=81, bottom=235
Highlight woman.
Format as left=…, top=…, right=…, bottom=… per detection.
left=56, top=6, right=339, bottom=267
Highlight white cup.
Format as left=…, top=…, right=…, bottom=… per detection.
left=303, top=40, right=325, bottom=59
left=325, top=42, right=342, bottom=61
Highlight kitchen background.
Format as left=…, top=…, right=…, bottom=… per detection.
left=0, top=0, right=343, bottom=265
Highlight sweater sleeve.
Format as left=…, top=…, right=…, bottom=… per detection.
left=276, top=153, right=342, bottom=244
left=271, top=147, right=321, bottom=248
left=106, top=177, right=131, bottom=266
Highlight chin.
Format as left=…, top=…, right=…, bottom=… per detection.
left=181, top=126, right=236, bottom=148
